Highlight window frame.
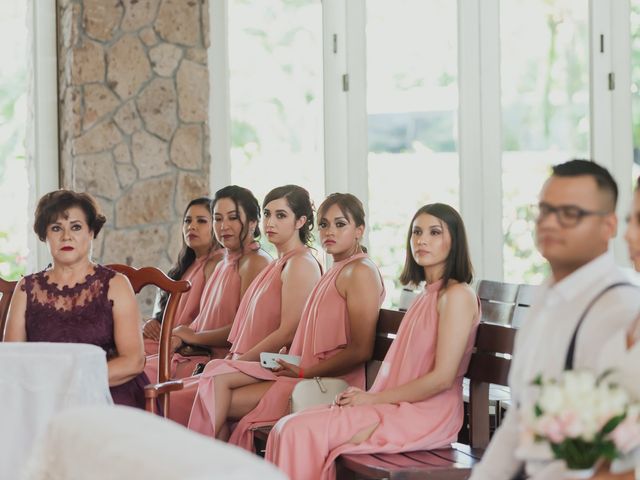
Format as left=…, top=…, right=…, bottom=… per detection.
left=27, top=0, right=59, bottom=271
left=208, top=0, right=635, bottom=282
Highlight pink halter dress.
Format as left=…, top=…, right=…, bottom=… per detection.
left=143, top=243, right=260, bottom=383
left=228, top=253, right=385, bottom=451
left=265, top=280, right=480, bottom=480
left=144, top=249, right=223, bottom=356
left=145, top=242, right=268, bottom=427
left=187, top=248, right=319, bottom=436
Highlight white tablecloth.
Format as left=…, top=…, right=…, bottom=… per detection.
left=0, top=342, right=112, bottom=479
left=23, top=405, right=288, bottom=480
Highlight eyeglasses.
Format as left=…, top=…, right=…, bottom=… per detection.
left=532, top=202, right=610, bottom=228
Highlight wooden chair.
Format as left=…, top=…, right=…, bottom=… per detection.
left=0, top=276, right=18, bottom=341
left=512, top=283, right=539, bottom=328
left=476, top=279, right=519, bottom=326
left=366, top=308, right=404, bottom=388
left=106, top=264, right=190, bottom=416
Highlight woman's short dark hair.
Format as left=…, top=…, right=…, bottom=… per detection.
left=156, top=197, right=217, bottom=321
left=399, top=203, right=473, bottom=288
left=263, top=185, right=315, bottom=246
left=33, top=189, right=106, bottom=241
left=213, top=185, right=261, bottom=251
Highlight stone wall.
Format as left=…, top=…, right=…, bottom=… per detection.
left=57, top=0, right=211, bottom=313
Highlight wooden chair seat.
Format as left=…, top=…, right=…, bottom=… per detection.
left=337, top=443, right=482, bottom=480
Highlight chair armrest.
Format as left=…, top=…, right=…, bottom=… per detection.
left=144, top=380, right=184, bottom=399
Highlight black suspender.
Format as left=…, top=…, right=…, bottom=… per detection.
left=563, top=281, right=634, bottom=370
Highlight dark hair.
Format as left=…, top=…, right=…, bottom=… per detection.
left=399, top=203, right=473, bottom=288
left=552, top=159, right=618, bottom=209
left=33, top=189, right=106, bottom=241
left=213, top=185, right=261, bottom=251
left=156, top=197, right=218, bottom=321
left=317, top=193, right=367, bottom=253
left=263, top=185, right=314, bottom=246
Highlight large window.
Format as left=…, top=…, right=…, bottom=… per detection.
left=366, top=0, right=458, bottom=304
left=0, top=2, right=28, bottom=279
left=212, top=1, right=634, bottom=293
left=501, top=0, right=589, bottom=284
left=228, top=0, right=324, bottom=206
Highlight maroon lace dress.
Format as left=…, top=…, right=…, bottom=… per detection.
left=22, top=264, right=149, bottom=409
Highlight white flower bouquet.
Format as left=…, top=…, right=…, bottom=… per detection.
left=523, top=370, right=640, bottom=472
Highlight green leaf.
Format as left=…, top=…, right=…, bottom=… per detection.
left=601, top=412, right=627, bottom=435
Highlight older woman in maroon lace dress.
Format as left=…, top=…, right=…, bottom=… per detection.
left=4, top=190, right=148, bottom=408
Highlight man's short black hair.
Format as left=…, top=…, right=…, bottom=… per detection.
left=552, top=159, right=618, bottom=209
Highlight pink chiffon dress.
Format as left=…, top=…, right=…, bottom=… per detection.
left=265, top=279, right=480, bottom=480
left=144, top=243, right=261, bottom=384
left=187, top=248, right=320, bottom=435
left=146, top=245, right=263, bottom=425
left=144, top=249, right=223, bottom=356
left=188, top=253, right=384, bottom=449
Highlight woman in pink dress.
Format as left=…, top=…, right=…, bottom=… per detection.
left=142, top=197, right=223, bottom=357
left=183, top=185, right=322, bottom=430
left=144, top=186, right=271, bottom=382
left=265, top=203, right=480, bottom=480
left=188, top=193, right=385, bottom=447
left=164, top=185, right=321, bottom=426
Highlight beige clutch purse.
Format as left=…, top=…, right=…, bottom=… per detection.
left=289, top=377, right=349, bottom=413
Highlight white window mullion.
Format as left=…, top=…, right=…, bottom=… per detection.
left=322, top=0, right=368, bottom=247
left=344, top=0, right=367, bottom=208
left=28, top=0, right=59, bottom=271
left=322, top=0, right=349, bottom=195
left=208, top=0, right=231, bottom=193
left=458, top=0, right=503, bottom=282
left=610, top=0, right=633, bottom=266
left=589, top=0, right=632, bottom=265
left=589, top=0, right=613, bottom=168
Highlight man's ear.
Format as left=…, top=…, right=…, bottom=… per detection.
left=603, top=212, right=618, bottom=239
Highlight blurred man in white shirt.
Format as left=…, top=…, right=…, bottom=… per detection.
left=470, top=159, right=640, bottom=480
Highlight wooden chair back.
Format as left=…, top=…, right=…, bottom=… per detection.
left=466, top=322, right=516, bottom=448
left=366, top=308, right=404, bottom=389
left=0, top=277, right=18, bottom=341
left=106, top=264, right=190, bottom=416
left=512, top=283, right=540, bottom=328
left=477, top=279, right=519, bottom=326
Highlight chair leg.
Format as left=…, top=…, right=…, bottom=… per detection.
left=145, top=396, right=158, bottom=415
left=495, top=400, right=503, bottom=428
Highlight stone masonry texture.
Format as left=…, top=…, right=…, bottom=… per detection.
left=57, top=0, right=211, bottom=313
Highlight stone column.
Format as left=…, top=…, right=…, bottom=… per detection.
left=57, top=0, right=211, bottom=312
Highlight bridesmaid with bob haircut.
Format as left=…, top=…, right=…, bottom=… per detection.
left=265, top=203, right=480, bottom=480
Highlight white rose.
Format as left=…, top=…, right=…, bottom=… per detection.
left=539, top=384, right=565, bottom=415
left=563, top=370, right=596, bottom=397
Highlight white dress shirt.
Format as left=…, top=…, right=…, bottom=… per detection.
left=470, top=251, right=640, bottom=480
